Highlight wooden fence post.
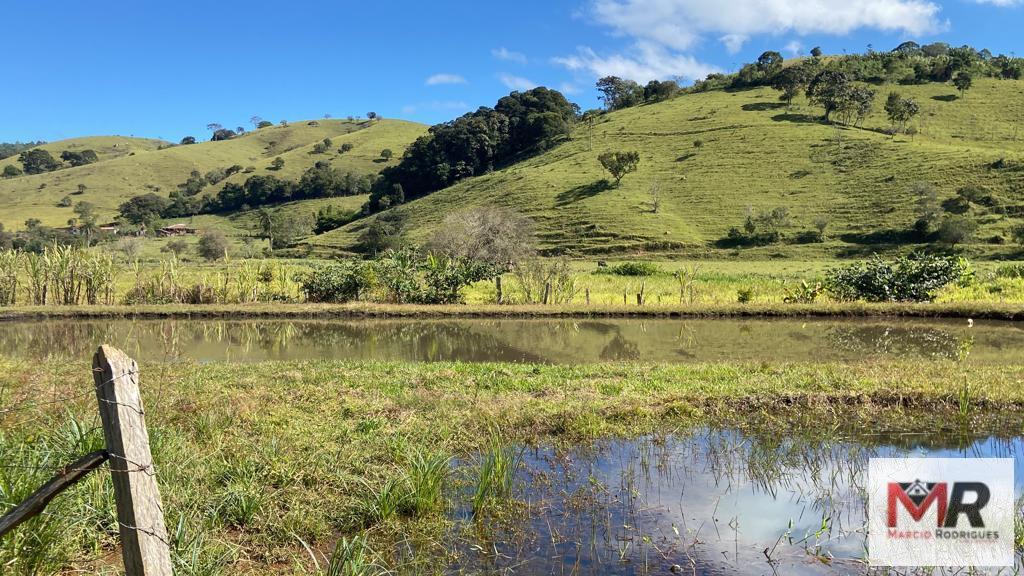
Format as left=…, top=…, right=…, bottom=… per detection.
left=495, top=276, right=503, bottom=305
left=93, top=345, right=172, bottom=576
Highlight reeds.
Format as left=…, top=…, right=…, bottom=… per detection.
left=471, top=436, right=523, bottom=517
left=0, top=245, right=120, bottom=306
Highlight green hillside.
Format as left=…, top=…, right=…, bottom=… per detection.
left=0, top=119, right=426, bottom=230
left=313, top=78, right=1024, bottom=257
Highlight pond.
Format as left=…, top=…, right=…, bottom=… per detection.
left=447, top=428, right=1024, bottom=575
left=0, top=317, right=1020, bottom=364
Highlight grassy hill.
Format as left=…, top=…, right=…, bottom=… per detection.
left=312, top=78, right=1024, bottom=258
left=0, top=119, right=426, bottom=231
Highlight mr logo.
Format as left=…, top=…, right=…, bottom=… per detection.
left=868, top=458, right=1013, bottom=567
left=887, top=480, right=990, bottom=528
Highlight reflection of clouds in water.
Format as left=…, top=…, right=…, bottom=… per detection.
left=458, top=431, right=1024, bottom=575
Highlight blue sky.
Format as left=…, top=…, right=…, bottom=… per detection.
left=2, top=0, right=1021, bottom=142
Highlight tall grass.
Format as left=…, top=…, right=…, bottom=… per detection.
left=471, top=436, right=523, bottom=517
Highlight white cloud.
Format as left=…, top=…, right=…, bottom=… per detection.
left=553, top=43, right=720, bottom=83
left=784, top=40, right=803, bottom=56
left=492, top=47, right=528, bottom=64
left=401, top=101, right=470, bottom=115
left=425, top=73, right=467, bottom=86
left=559, top=82, right=582, bottom=95
left=971, top=0, right=1020, bottom=5
left=497, top=73, right=538, bottom=91
left=590, top=0, right=944, bottom=53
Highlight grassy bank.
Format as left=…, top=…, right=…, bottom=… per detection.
left=2, top=358, right=1023, bottom=573
left=1, top=300, right=1023, bottom=322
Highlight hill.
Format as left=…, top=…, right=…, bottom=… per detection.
left=312, top=78, right=1024, bottom=258
left=0, top=119, right=426, bottom=231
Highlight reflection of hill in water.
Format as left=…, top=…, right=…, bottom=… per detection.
left=0, top=317, right=1019, bottom=364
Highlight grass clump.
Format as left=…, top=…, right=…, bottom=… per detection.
left=597, top=262, right=661, bottom=277
left=471, top=436, right=523, bottom=518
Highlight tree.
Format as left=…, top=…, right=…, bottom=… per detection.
left=648, top=182, right=661, bottom=214
left=806, top=71, right=852, bottom=122
left=643, top=80, right=679, bottom=103
left=18, top=149, right=61, bottom=174
left=937, top=215, right=978, bottom=247
left=2, top=165, right=22, bottom=178
left=428, top=206, right=537, bottom=276
left=60, top=149, right=99, bottom=167
left=119, top=193, right=171, bottom=226
left=211, top=128, right=236, bottom=141
left=380, top=149, right=394, bottom=161
left=598, top=151, right=640, bottom=185
left=367, top=112, right=378, bottom=121
left=596, top=76, right=643, bottom=110
left=257, top=120, right=273, bottom=129
left=197, top=230, right=229, bottom=261
left=250, top=115, right=263, bottom=129
left=810, top=46, right=823, bottom=58
left=756, top=51, right=784, bottom=78
left=771, top=65, right=810, bottom=108
left=206, top=123, right=222, bottom=132
left=953, top=71, right=973, bottom=98
left=884, top=92, right=920, bottom=134
left=268, top=211, right=312, bottom=249
left=339, top=142, right=354, bottom=154
left=255, top=208, right=274, bottom=248
left=270, top=157, right=285, bottom=171
left=180, top=136, right=197, bottom=145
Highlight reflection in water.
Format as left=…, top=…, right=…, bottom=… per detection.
left=0, top=317, right=1019, bottom=364
left=449, top=430, right=1024, bottom=575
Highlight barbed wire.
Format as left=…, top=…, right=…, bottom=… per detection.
left=0, top=367, right=140, bottom=416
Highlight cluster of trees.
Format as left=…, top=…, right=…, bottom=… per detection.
left=596, top=77, right=680, bottom=111
left=2, top=147, right=101, bottom=177
left=118, top=161, right=374, bottom=225
left=694, top=42, right=1020, bottom=96
left=0, top=141, right=45, bottom=160
left=365, top=87, right=578, bottom=212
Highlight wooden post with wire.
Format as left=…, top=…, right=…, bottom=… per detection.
left=93, top=345, right=172, bottom=576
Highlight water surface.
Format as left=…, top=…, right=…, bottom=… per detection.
left=448, top=429, right=1024, bottom=575
left=0, top=317, right=1020, bottom=364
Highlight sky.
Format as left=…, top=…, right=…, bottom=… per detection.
left=2, top=0, right=1021, bottom=143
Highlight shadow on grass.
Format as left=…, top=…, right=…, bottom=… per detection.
left=676, top=152, right=697, bottom=162
left=839, top=228, right=919, bottom=245
left=742, top=102, right=788, bottom=112
left=556, top=180, right=612, bottom=206
left=932, top=94, right=959, bottom=102
left=771, top=113, right=822, bottom=124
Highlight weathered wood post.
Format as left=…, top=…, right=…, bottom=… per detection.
left=93, top=345, right=172, bottom=576
left=585, top=287, right=590, bottom=306
left=495, top=276, right=503, bottom=305
left=542, top=282, right=551, bottom=306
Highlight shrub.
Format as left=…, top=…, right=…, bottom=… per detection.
left=197, top=230, right=229, bottom=261
left=2, top=165, right=22, bottom=178
left=825, top=254, right=972, bottom=302
left=598, top=262, right=661, bottom=276
left=301, top=260, right=372, bottom=303
left=736, top=287, right=754, bottom=303
left=783, top=280, right=823, bottom=303
left=995, top=264, right=1024, bottom=279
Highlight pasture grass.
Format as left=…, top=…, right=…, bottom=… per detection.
left=1, top=357, right=1023, bottom=573
left=314, top=79, right=1024, bottom=257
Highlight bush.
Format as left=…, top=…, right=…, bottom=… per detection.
left=825, top=254, right=972, bottom=303
left=597, top=262, right=660, bottom=276
left=2, top=165, right=22, bottom=178
left=301, top=260, right=373, bottom=303
left=995, top=264, right=1024, bottom=279
left=197, top=230, right=229, bottom=261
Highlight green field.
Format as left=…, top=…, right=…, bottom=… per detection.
left=1, top=357, right=1022, bottom=573
left=313, top=79, right=1024, bottom=258
left=0, top=119, right=425, bottom=231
